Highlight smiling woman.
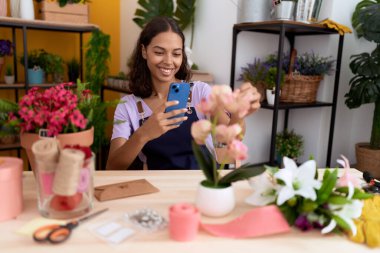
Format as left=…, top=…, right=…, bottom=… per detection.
left=106, top=16, right=261, bottom=170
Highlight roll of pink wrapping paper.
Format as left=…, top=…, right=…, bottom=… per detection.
left=0, top=157, right=23, bottom=222
left=169, top=203, right=200, bottom=241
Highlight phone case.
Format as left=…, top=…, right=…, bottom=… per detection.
left=165, top=82, right=191, bottom=122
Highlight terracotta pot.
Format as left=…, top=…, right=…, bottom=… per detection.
left=20, top=127, right=94, bottom=171
left=355, top=143, right=380, bottom=179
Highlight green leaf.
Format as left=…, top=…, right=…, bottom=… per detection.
left=279, top=204, right=297, bottom=225
left=317, top=169, right=338, bottom=204
left=174, top=0, right=196, bottom=30
left=331, top=214, right=351, bottom=232
left=218, top=164, right=265, bottom=185
left=192, top=141, right=214, bottom=183
left=133, top=0, right=174, bottom=28
left=327, top=195, right=352, bottom=205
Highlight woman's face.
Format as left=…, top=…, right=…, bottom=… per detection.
left=142, top=31, right=183, bottom=86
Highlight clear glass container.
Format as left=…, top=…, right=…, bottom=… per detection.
left=35, top=152, right=94, bottom=219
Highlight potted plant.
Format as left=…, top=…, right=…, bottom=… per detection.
left=67, top=58, right=80, bottom=83
left=4, top=64, right=15, bottom=84
left=275, top=129, right=304, bottom=164
left=345, top=0, right=380, bottom=178
left=44, top=53, right=64, bottom=83
left=85, top=29, right=111, bottom=153
left=0, top=81, right=119, bottom=170
left=238, top=58, right=268, bottom=102
left=265, top=66, right=285, bottom=105
left=191, top=84, right=265, bottom=217
left=0, top=39, right=13, bottom=75
left=20, top=49, right=48, bottom=85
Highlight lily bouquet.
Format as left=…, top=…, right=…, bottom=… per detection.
left=246, top=155, right=372, bottom=235
left=190, top=84, right=265, bottom=188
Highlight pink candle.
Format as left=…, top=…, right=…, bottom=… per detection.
left=169, top=203, right=200, bottom=241
left=0, top=157, right=23, bottom=222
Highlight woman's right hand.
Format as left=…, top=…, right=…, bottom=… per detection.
left=138, top=100, right=188, bottom=142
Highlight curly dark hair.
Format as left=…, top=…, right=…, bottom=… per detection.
left=128, top=16, right=192, bottom=98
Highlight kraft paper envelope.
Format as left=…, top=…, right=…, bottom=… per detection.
left=94, top=179, right=159, bottom=202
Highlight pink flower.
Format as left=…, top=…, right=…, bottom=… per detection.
left=215, top=124, right=242, bottom=144
left=227, top=139, right=248, bottom=161
left=191, top=119, right=212, bottom=144
left=196, top=97, right=216, bottom=116
left=336, top=155, right=361, bottom=199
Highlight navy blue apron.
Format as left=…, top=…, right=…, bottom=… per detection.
left=139, top=107, right=200, bottom=170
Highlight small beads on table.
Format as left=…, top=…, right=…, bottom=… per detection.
left=126, top=209, right=167, bottom=231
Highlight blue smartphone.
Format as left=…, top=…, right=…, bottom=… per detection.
left=165, top=82, right=191, bottom=123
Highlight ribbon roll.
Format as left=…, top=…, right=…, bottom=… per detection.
left=169, top=203, right=200, bottom=242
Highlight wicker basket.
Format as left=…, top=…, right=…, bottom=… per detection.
left=280, top=74, right=323, bottom=103
left=250, top=81, right=266, bottom=102
left=355, top=143, right=380, bottom=179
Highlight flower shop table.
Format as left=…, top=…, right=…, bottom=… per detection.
left=0, top=169, right=372, bottom=253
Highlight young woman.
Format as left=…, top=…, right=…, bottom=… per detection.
left=106, top=16, right=260, bottom=170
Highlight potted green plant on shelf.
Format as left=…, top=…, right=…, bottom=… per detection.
left=67, top=58, right=80, bottom=83
left=44, top=53, right=64, bottom=83
left=275, top=129, right=304, bottom=165
left=20, top=49, right=48, bottom=85
left=239, top=56, right=285, bottom=105
left=344, top=0, right=380, bottom=178
left=0, top=39, right=13, bottom=76
left=4, top=63, right=15, bottom=84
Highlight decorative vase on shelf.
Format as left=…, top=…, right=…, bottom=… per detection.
left=4, top=75, right=15, bottom=85
left=20, top=127, right=94, bottom=172
left=0, top=0, right=7, bottom=17
left=237, top=0, right=270, bottom=23
left=195, top=181, right=235, bottom=217
left=266, top=89, right=276, bottom=105
left=10, top=0, right=21, bottom=18
left=272, top=0, right=295, bottom=20
left=20, top=0, right=34, bottom=20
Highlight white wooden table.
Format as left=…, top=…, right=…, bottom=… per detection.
left=0, top=170, right=372, bottom=253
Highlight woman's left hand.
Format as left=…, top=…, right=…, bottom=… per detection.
left=237, top=82, right=261, bottom=117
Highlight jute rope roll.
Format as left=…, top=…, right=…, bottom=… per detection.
left=31, top=139, right=59, bottom=173
left=52, top=148, right=84, bottom=196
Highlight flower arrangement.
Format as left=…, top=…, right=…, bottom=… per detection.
left=190, top=85, right=265, bottom=188
left=246, top=155, right=372, bottom=235
left=0, top=39, right=12, bottom=57
left=0, top=81, right=113, bottom=138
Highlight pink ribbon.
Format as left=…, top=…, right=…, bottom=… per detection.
left=201, top=205, right=290, bottom=238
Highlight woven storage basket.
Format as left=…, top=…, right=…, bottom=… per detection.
left=250, top=81, right=266, bottom=102
left=355, top=143, right=380, bottom=179
left=280, top=74, right=323, bottom=103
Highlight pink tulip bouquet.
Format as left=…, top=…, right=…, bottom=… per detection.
left=191, top=84, right=264, bottom=188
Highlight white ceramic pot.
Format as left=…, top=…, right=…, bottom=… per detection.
left=266, top=89, right=276, bottom=105
left=10, top=0, right=20, bottom=18
left=4, top=75, right=15, bottom=85
left=195, top=182, right=235, bottom=217
left=273, top=1, right=295, bottom=20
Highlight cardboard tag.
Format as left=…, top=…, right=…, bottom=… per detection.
left=94, top=179, right=159, bottom=202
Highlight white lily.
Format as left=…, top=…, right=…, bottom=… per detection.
left=274, top=157, right=321, bottom=206
left=321, top=199, right=363, bottom=235
left=245, top=172, right=277, bottom=206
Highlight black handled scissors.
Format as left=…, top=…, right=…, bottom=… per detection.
left=33, top=208, right=109, bottom=244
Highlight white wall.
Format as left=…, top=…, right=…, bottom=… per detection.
left=120, top=0, right=374, bottom=167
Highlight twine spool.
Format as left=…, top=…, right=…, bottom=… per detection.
left=53, top=149, right=84, bottom=196
left=31, top=139, right=59, bottom=173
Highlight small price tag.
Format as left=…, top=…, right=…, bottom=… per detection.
left=38, top=129, right=55, bottom=138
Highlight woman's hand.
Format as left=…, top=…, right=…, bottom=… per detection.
left=138, top=100, right=188, bottom=142
left=238, top=82, right=261, bottom=117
